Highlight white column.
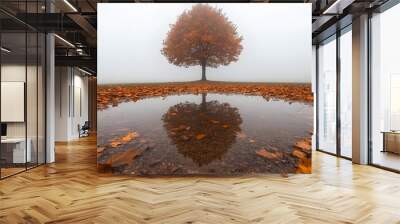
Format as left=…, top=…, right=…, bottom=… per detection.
left=312, top=45, right=317, bottom=150
left=352, top=14, right=369, bottom=164
left=46, top=32, right=55, bottom=163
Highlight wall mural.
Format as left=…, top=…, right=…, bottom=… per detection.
left=97, top=3, right=313, bottom=176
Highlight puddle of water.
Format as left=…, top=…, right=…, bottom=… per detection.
left=97, top=93, right=313, bottom=176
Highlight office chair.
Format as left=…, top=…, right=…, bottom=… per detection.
left=79, top=121, right=90, bottom=138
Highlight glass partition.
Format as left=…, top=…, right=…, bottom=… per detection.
left=0, top=1, right=46, bottom=179
left=1, top=31, right=28, bottom=177
left=317, top=36, right=337, bottom=154
left=370, top=3, right=400, bottom=171
left=339, top=29, right=352, bottom=158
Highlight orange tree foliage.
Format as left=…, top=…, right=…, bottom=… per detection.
left=161, top=4, right=243, bottom=80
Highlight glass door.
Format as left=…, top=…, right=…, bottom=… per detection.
left=317, top=36, right=337, bottom=155
left=339, top=28, right=352, bottom=158
left=370, top=3, right=400, bottom=171
left=0, top=1, right=47, bottom=179
left=1, top=31, right=28, bottom=178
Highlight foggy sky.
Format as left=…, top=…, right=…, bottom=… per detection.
left=98, top=3, right=311, bottom=84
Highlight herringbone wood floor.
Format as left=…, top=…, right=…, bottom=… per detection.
left=1, top=136, right=400, bottom=224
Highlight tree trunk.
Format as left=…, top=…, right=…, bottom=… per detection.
left=202, top=92, right=207, bottom=104
left=201, top=93, right=207, bottom=111
left=201, top=61, right=206, bottom=81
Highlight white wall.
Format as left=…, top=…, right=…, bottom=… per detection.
left=1, top=65, right=27, bottom=133
left=1, top=63, right=46, bottom=164
left=1, top=65, right=40, bottom=138
left=55, top=67, right=89, bottom=141
left=71, top=73, right=89, bottom=138
left=55, top=66, right=70, bottom=141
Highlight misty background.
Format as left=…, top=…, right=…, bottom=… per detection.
left=98, top=3, right=311, bottom=84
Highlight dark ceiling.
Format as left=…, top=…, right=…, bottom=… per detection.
left=0, top=0, right=393, bottom=75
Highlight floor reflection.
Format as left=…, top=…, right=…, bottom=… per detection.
left=163, top=93, right=242, bottom=166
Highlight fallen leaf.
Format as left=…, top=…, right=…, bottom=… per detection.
left=292, top=149, right=306, bottom=159
left=296, top=163, right=311, bottom=173
left=236, top=132, right=247, bottom=139
left=121, top=132, right=139, bottom=142
left=256, top=148, right=283, bottom=160
left=196, top=133, right=206, bottom=140
left=110, top=141, right=122, bottom=148
left=106, top=149, right=143, bottom=167
left=109, top=132, right=139, bottom=148
left=294, top=140, right=311, bottom=152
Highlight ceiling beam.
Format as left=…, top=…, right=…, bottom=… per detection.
left=55, top=55, right=96, bottom=69
left=323, top=0, right=356, bottom=14
left=67, top=13, right=97, bottom=46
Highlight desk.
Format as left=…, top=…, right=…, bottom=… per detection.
left=382, top=131, right=400, bottom=154
left=1, top=138, right=31, bottom=163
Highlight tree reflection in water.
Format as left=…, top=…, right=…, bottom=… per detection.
left=162, top=93, right=242, bottom=166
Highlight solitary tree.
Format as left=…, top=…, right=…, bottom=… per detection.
left=161, top=4, right=243, bottom=81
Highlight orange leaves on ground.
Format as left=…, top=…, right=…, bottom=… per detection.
left=110, top=142, right=121, bottom=148
left=292, top=137, right=312, bottom=173
left=98, top=131, right=145, bottom=171
left=97, top=82, right=313, bottom=111
left=292, top=149, right=307, bottom=160
left=256, top=149, right=283, bottom=160
left=296, top=163, right=311, bottom=173
left=121, top=132, right=139, bottom=142
left=294, top=139, right=312, bottom=152
left=109, top=132, right=139, bottom=148
left=171, top=125, right=189, bottom=132
left=254, top=136, right=312, bottom=174
left=105, top=149, right=142, bottom=167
